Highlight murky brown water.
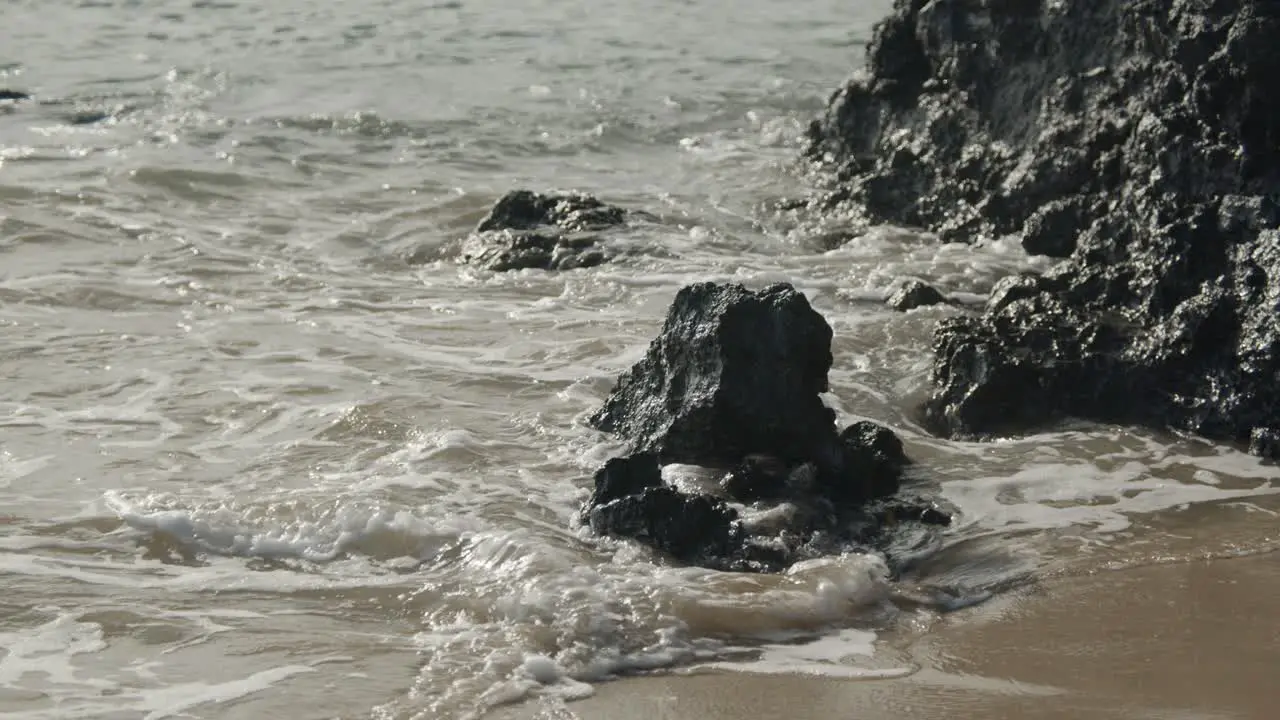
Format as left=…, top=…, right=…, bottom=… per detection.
left=2, top=1, right=1278, bottom=718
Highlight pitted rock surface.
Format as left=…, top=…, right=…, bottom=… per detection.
left=806, top=0, right=1280, bottom=454
left=458, top=190, right=631, bottom=271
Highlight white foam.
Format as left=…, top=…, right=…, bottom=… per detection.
left=688, top=629, right=912, bottom=680
left=388, top=534, right=895, bottom=719
left=943, top=450, right=1280, bottom=535
left=134, top=666, right=315, bottom=720
left=521, top=654, right=564, bottom=685
left=0, top=602, right=358, bottom=720
left=103, top=491, right=480, bottom=563
left=0, top=613, right=109, bottom=691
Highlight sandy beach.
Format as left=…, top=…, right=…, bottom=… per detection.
left=498, top=550, right=1280, bottom=720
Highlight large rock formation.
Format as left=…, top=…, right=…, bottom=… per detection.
left=584, top=282, right=950, bottom=573
left=806, top=0, right=1280, bottom=452
left=457, top=190, right=631, bottom=271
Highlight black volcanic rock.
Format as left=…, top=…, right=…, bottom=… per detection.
left=581, top=282, right=950, bottom=573
left=807, top=0, right=1280, bottom=455
left=581, top=447, right=949, bottom=573
left=587, top=485, right=739, bottom=566
left=886, top=279, right=947, bottom=311
left=477, top=189, right=625, bottom=233
left=588, top=453, right=664, bottom=507
left=459, top=232, right=607, bottom=272
left=834, top=420, right=909, bottom=503
left=987, top=273, right=1054, bottom=313
left=1021, top=198, right=1085, bottom=258
left=589, top=282, right=841, bottom=469
left=457, top=190, right=630, bottom=271
left=720, top=454, right=790, bottom=502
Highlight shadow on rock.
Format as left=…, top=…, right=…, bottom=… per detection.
left=581, top=281, right=951, bottom=573
left=807, top=0, right=1280, bottom=457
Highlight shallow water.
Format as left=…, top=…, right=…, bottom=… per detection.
left=2, top=1, right=1278, bottom=718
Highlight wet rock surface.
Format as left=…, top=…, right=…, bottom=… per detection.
left=585, top=459, right=738, bottom=567
left=0, top=89, right=30, bottom=102
left=886, top=279, right=948, bottom=311
left=590, top=282, right=842, bottom=469
left=806, top=0, right=1280, bottom=454
left=583, top=452, right=951, bottom=574
left=477, top=189, right=626, bottom=233
left=459, top=231, right=608, bottom=272
left=584, top=282, right=950, bottom=573
left=1251, top=427, right=1280, bottom=462
left=458, top=190, right=631, bottom=271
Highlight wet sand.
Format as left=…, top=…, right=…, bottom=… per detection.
left=499, top=551, right=1280, bottom=720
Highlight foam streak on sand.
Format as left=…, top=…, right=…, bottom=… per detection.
left=0, top=613, right=315, bottom=720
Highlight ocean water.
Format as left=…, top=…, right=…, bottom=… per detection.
left=2, top=1, right=1279, bottom=718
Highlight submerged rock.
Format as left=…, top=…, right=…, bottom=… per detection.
left=886, top=279, right=947, bottom=312
left=807, top=0, right=1280, bottom=455
left=458, top=190, right=631, bottom=271
left=458, top=231, right=607, bottom=272
left=477, top=189, right=626, bottom=234
left=583, top=282, right=950, bottom=572
left=0, top=90, right=30, bottom=102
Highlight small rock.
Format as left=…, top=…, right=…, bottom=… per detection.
left=476, top=189, right=626, bottom=234
left=66, top=110, right=113, bottom=126
left=457, top=190, right=631, bottom=271
left=871, top=497, right=952, bottom=527
left=811, top=229, right=859, bottom=251
left=886, top=279, right=947, bottom=311
left=459, top=231, right=607, bottom=272
left=0, top=89, right=30, bottom=102
left=831, top=420, right=907, bottom=504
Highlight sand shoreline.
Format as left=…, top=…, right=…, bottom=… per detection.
left=496, top=551, right=1280, bottom=720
